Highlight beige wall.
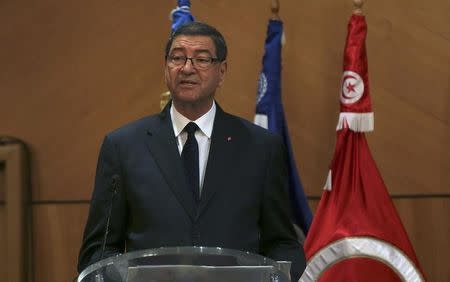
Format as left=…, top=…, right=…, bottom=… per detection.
left=0, top=0, right=448, bottom=281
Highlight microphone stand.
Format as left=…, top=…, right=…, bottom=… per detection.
left=95, top=174, right=120, bottom=282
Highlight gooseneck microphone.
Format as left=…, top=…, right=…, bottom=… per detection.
left=99, top=174, right=121, bottom=261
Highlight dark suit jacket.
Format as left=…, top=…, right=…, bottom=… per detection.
left=78, top=102, right=305, bottom=280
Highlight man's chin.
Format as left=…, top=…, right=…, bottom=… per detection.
left=173, top=92, right=201, bottom=104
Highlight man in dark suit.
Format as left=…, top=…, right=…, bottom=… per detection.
left=78, top=22, right=306, bottom=280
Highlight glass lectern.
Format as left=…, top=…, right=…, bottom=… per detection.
left=77, top=246, right=291, bottom=282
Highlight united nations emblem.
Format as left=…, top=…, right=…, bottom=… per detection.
left=256, top=72, right=268, bottom=104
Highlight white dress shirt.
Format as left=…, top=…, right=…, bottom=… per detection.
left=170, top=101, right=216, bottom=194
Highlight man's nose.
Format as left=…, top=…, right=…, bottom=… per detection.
left=181, top=58, right=195, bottom=72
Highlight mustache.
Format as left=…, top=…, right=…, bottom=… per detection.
left=177, top=75, right=199, bottom=84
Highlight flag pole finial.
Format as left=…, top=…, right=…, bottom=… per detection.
left=271, top=0, right=281, bottom=20
left=160, top=91, right=171, bottom=110
left=353, top=0, right=364, bottom=15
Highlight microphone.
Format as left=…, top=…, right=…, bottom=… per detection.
left=100, top=174, right=121, bottom=261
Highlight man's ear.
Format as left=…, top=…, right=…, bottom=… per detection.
left=218, top=61, right=227, bottom=86
left=164, top=61, right=170, bottom=84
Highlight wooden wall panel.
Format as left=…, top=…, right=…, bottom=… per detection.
left=0, top=207, right=5, bottom=280
left=279, top=0, right=450, bottom=196
left=0, top=165, right=5, bottom=280
left=364, top=0, right=450, bottom=196
left=0, top=1, right=173, bottom=201
left=0, top=0, right=448, bottom=281
left=0, top=163, right=4, bottom=201
left=31, top=198, right=450, bottom=282
left=33, top=204, right=89, bottom=282
left=0, top=0, right=448, bottom=200
left=308, top=197, right=450, bottom=282
left=0, top=144, right=31, bottom=282
left=395, top=198, right=450, bottom=282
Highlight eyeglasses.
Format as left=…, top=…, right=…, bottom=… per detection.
left=166, top=55, right=220, bottom=70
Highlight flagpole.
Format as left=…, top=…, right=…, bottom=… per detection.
left=160, top=91, right=171, bottom=110
left=353, top=0, right=363, bottom=15
left=271, top=0, right=280, bottom=20
left=160, top=0, right=195, bottom=110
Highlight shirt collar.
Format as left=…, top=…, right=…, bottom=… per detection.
left=170, top=101, right=216, bottom=138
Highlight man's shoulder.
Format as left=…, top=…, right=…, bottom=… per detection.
left=107, top=113, right=162, bottom=140
left=220, top=111, right=280, bottom=142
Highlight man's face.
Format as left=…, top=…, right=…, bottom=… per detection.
left=165, top=35, right=227, bottom=107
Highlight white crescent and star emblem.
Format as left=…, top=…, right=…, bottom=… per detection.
left=340, top=71, right=364, bottom=104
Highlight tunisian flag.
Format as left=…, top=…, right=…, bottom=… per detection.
left=300, top=15, right=426, bottom=282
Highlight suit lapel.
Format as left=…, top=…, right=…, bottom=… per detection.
left=144, top=103, right=197, bottom=221
left=199, top=105, right=240, bottom=216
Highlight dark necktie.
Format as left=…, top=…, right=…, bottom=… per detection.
left=181, top=122, right=199, bottom=202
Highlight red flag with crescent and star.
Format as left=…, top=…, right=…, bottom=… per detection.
left=300, top=14, right=427, bottom=282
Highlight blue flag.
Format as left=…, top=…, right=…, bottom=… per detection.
left=170, top=0, right=195, bottom=33
left=254, top=20, right=313, bottom=235
left=161, top=1, right=195, bottom=109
